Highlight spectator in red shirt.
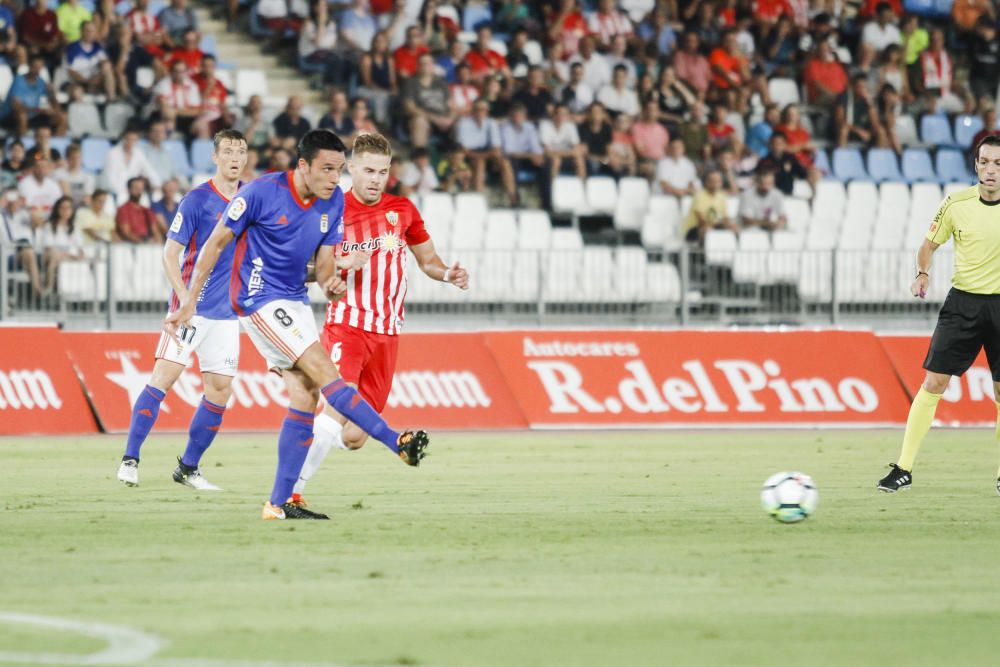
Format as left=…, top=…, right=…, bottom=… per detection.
left=165, top=29, right=204, bottom=71
left=754, top=0, right=793, bottom=25
left=393, top=24, right=428, bottom=80
left=859, top=0, right=902, bottom=18
left=706, top=103, right=742, bottom=156
left=18, top=0, right=63, bottom=68
left=709, top=29, right=750, bottom=112
left=115, top=177, right=161, bottom=243
left=464, top=25, right=509, bottom=83
left=190, top=55, right=233, bottom=134
left=128, top=0, right=167, bottom=61
left=803, top=39, right=847, bottom=105
left=547, top=0, right=589, bottom=60
left=774, top=104, right=816, bottom=167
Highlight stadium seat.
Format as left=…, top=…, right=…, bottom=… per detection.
left=450, top=215, right=487, bottom=250
left=643, top=262, right=682, bottom=302
left=732, top=228, right=771, bottom=284
left=103, top=102, right=134, bottom=139
left=920, top=114, right=956, bottom=147
left=767, top=231, right=804, bottom=283
left=0, top=64, right=12, bottom=99
left=767, top=78, right=800, bottom=108
left=235, top=69, right=269, bottom=106
left=543, top=248, right=581, bottom=302
left=49, top=136, right=71, bottom=159
left=784, top=198, right=811, bottom=236
left=877, top=181, right=910, bottom=222
left=200, top=34, right=218, bottom=57
left=462, top=2, right=493, bottom=31
left=484, top=210, right=518, bottom=250
left=901, top=148, right=938, bottom=184
left=909, top=182, right=942, bottom=222
left=81, top=137, right=112, bottom=174
left=806, top=217, right=839, bottom=250
left=845, top=180, right=878, bottom=222
left=580, top=247, right=615, bottom=301
left=518, top=210, right=552, bottom=250
left=68, top=102, right=103, bottom=138
left=797, top=249, right=833, bottom=301
left=189, top=140, right=215, bottom=174
left=585, top=176, right=617, bottom=214
left=550, top=227, right=584, bottom=250
left=726, top=195, right=740, bottom=220
left=704, top=229, right=737, bottom=267
left=813, top=148, right=831, bottom=177
left=420, top=192, right=454, bottom=227
left=954, top=114, right=984, bottom=149
left=338, top=173, right=352, bottom=192
left=831, top=148, right=868, bottom=182
left=640, top=210, right=682, bottom=251
left=895, top=114, right=919, bottom=147
left=478, top=250, right=514, bottom=302
left=613, top=177, right=650, bottom=231
left=943, top=181, right=967, bottom=198
left=163, top=139, right=194, bottom=177
left=613, top=247, right=647, bottom=301
left=903, top=0, right=936, bottom=15
left=454, top=192, right=488, bottom=226
left=837, top=212, right=874, bottom=250
left=58, top=262, right=96, bottom=302
left=866, top=148, right=904, bottom=183
left=135, top=66, right=156, bottom=90
left=552, top=176, right=587, bottom=215
left=132, top=245, right=170, bottom=300
left=834, top=250, right=868, bottom=302
left=935, top=149, right=973, bottom=183
left=510, top=251, right=541, bottom=301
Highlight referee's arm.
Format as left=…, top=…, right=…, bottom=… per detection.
left=912, top=238, right=941, bottom=299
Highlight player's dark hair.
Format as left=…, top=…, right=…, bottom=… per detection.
left=213, top=129, right=247, bottom=153
left=297, top=129, right=347, bottom=165
left=974, top=134, right=1000, bottom=161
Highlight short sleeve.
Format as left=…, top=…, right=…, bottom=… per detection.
left=223, top=181, right=263, bottom=237
left=320, top=195, right=345, bottom=246
left=404, top=200, right=430, bottom=246
left=166, top=192, right=199, bottom=246
left=927, top=196, right=954, bottom=244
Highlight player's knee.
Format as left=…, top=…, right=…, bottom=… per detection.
left=342, top=432, right=368, bottom=449
left=923, top=374, right=950, bottom=394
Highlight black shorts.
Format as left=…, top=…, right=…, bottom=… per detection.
left=923, top=288, right=1000, bottom=379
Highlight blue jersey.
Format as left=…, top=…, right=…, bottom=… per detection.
left=166, top=179, right=239, bottom=320
left=222, top=170, right=345, bottom=316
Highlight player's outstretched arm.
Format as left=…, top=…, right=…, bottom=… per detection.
left=911, top=238, right=939, bottom=299
left=410, top=240, right=469, bottom=289
left=164, top=223, right=235, bottom=334
left=335, top=249, right=372, bottom=271
left=162, top=239, right=189, bottom=305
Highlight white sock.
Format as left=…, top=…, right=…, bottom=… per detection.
left=293, top=413, right=344, bottom=496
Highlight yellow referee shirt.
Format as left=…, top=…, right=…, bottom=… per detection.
left=927, top=185, right=1000, bottom=294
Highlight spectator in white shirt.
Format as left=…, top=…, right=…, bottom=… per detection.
left=656, top=137, right=698, bottom=196
left=40, top=195, right=84, bottom=294
left=456, top=98, right=516, bottom=204
left=861, top=3, right=901, bottom=55
left=153, top=59, right=203, bottom=137
left=588, top=0, right=633, bottom=49
left=19, top=152, right=63, bottom=226
left=605, top=34, right=637, bottom=87
left=102, top=126, right=163, bottom=198
left=598, top=64, right=640, bottom=118
left=53, top=143, right=96, bottom=205
left=1, top=188, right=44, bottom=297
left=570, top=36, right=611, bottom=92
left=449, top=63, right=479, bottom=116
left=398, top=147, right=439, bottom=195
left=143, top=120, right=183, bottom=185
left=739, top=165, right=787, bottom=231
left=539, top=102, right=587, bottom=180
left=65, top=21, right=117, bottom=101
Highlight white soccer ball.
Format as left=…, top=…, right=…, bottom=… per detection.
left=760, top=471, right=818, bottom=523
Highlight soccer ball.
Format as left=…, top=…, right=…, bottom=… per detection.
left=760, top=471, right=818, bottom=523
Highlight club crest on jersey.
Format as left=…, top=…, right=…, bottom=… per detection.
left=320, top=213, right=329, bottom=233
left=169, top=211, right=183, bottom=233
left=228, top=197, right=247, bottom=221
left=386, top=210, right=398, bottom=226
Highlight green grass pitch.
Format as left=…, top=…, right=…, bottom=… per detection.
left=3, top=430, right=1000, bottom=666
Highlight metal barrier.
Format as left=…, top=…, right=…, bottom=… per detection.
left=0, top=241, right=948, bottom=330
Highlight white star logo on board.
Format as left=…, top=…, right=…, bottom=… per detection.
left=105, top=355, right=170, bottom=413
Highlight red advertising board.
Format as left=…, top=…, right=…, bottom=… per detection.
left=0, top=326, right=98, bottom=434
left=482, top=330, right=912, bottom=427
left=878, top=335, right=996, bottom=426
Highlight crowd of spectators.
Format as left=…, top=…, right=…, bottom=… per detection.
left=2, top=0, right=999, bottom=299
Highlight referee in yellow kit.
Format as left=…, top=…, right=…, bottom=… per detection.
left=878, top=134, right=1000, bottom=494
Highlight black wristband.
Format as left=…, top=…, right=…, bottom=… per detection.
left=916, top=271, right=929, bottom=278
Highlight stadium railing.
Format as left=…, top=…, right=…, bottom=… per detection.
left=0, top=241, right=950, bottom=330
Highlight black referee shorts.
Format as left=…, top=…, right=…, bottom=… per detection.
left=923, top=288, right=1000, bottom=380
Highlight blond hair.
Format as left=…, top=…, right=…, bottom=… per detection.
left=351, top=132, right=393, bottom=158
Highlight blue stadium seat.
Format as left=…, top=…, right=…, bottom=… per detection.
left=903, top=0, right=936, bottom=14
left=49, top=136, right=71, bottom=159
left=901, top=148, right=938, bottom=184
left=954, top=114, right=984, bottom=150
left=163, top=139, right=194, bottom=177
left=920, top=114, right=956, bottom=147
left=831, top=148, right=868, bottom=182
left=813, top=148, right=831, bottom=176
left=866, top=148, right=903, bottom=183
left=190, top=139, right=215, bottom=174
left=462, top=4, right=493, bottom=31
left=81, top=137, right=111, bottom=174
left=200, top=34, right=217, bottom=57
left=932, top=0, right=954, bottom=18
left=936, top=148, right=973, bottom=183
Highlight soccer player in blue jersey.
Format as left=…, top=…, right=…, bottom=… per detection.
left=165, top=129, right=429, bottom=520
left=117, top=129, right=249, bottom=491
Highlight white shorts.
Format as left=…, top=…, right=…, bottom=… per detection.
left=240, top=299, right=319, bottom=371
left=155, top=315, right=240, bottom=377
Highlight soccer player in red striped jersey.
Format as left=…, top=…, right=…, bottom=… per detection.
left=291, top=132, right=469, bottom=503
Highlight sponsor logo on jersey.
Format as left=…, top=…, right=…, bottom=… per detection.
left=386, top=210, right=398, bottom=227
left=169, top=211, right=183, bottom=233
left=248, top=257, right=264, bottom=296
left=343, top=237, right=384, bottom=253
left=228, top=196, right=247, bottom=221
left=320, top=213, right=329, bottom=233
left=0, top=369, right=63, bottom=410
left=382, top=231, right=400, bottom=252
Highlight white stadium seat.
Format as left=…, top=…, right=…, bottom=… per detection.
left=450, top=216, right=486, bottom=250
left=511, top=251, right=541, bottom=301
left=784, top=198, right=811, bottom=236
left=110, top=243, right=135, bottom=300
left=641, top=196, right=682, bottom=250
left=909, top=182, right=942, bottom=224
left=811, top=180, right=845, bottom=224
left=732, top=228, right=771, bottom=284
left=704, top=229, right=738, bottom=267
left=478, top=250, right=514, bottom=301
left=420, top=192, right=455, bottom=242
left=131, top=245, right=169, bottom=301
left=613, top=177, right=651, bottom=232
left=454, top=192, right=488, bottom=226
left=550, top=227, right=584, bottom=250
left=236, top=69, right=269, bottom=105
left=613, top=247, right=647, bottom=301
left=768, top=77, right=800, bottom=107
left=767, top=231, right=804, bottom=283
left=543, top=249, right=581, bottom=302
left=580, top=246, right=615, bottom=300
left=58, top=262, right=97, bottom=301
left=797, top=250, right=833, bottom=301
left=484, top=210, right=518, bottom=250
left=585, top=176, right=617, bottom=215
left=552, top=176, right=587, bottom=215
left=643, top=262, right=682, bottom=302
left=518, top=210, right=552, bottom=250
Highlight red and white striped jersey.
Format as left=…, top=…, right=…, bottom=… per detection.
left=326, top=190, right=430, bottom=335
left=128, top=10, right=161, bottom=37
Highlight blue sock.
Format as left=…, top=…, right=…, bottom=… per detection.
left=124, top=385, right=166, bottom=460
left=269, top=408, right=315, bottom=506
left=180, top=397, right=226, bottom=468
left=321, top=379, right=400, bottom=453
